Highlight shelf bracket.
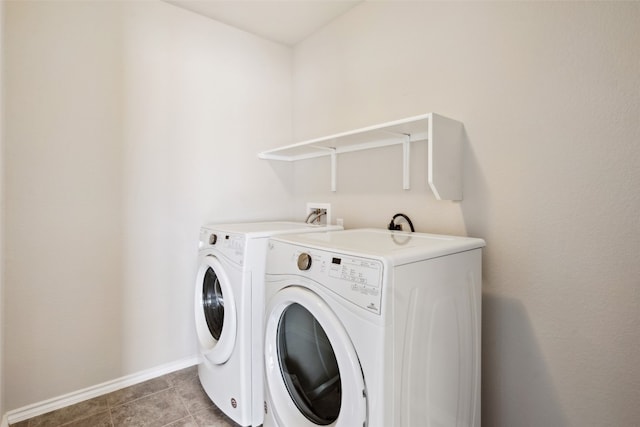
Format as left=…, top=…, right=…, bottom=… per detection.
left=330, top=148, right=337, bottom=192
left=428, top=113, right=463, bottom=200
left=402, top=134, right=410, bottom=190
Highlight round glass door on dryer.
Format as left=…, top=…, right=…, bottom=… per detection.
left=264, top=286, right=367, bottom=427
left=194, top=252, right=238, bottom=365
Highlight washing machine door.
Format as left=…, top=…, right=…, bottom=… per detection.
left=194, top=254, right=237, bottom=364
left=264, top=286, right=367, bottom=427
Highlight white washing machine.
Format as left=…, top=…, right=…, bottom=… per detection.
left=263, top=228, right=485, bottom=427
left=195, top=221, right=343, bottom=427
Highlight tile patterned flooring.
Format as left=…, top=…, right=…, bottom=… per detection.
left=10, top=366, right=239, bottom=427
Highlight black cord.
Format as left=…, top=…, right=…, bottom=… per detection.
left=388, top=213, right=415, bottom=232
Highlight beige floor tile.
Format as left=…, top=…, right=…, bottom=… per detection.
left=165, top=366, right=198, bottom=388
left=175, top=375, right=214, bottom=415
left=107, top=376, right=172, bottom=407
left=190, top=406, right=236, bottom=427
left=64, top=410, right=113, bottom=427
left=162, top=416, right=198, bottom=427
left=28, top=396, right=109, bottom=427
left=110, top=389, right=188, bottom=427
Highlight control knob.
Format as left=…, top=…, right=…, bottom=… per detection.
left=297, top=253, right=312, bottom=271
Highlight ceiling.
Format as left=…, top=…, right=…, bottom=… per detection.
left=165, top=0, right=363, bottom=46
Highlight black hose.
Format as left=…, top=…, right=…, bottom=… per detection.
left=387, top=213, right=415, bottom=232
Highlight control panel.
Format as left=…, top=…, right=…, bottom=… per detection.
left=200, top=229, right=245, bottom=265
left=289, top=248, right=384, bottom=314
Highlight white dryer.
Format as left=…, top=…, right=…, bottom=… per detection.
left=263, top=229, right=485, bottom=427
left=195, top=221, right=342, bottom=427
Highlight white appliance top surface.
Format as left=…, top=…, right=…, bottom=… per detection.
left=271, top=228, right=485, bottom=265
left=202, top=221, right=342, bottom=238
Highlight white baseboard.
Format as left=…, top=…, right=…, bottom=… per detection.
left=4, top=355, right=200, bottom=425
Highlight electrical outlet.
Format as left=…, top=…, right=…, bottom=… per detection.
left=306, top=202, right=331, bottom=225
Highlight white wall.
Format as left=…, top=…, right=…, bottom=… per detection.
left=291, top=2, right=640, bottom=426
left=118, top=1, right=293, bottom=373
left=3, top=0, right=293, bottom=411
left=0, top=0, right=4, bottom=420
left=4, top=1, right=124, bottom=411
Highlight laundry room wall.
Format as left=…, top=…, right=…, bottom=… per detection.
left=119, top=0, right=293, bottom=377
left=2, top=0, right=293, bottom=412
left=0, top=0, right=5, bottom=420
left=3, top=0, right=124, bottom=412
left=291, top=2, right=640, bottom=426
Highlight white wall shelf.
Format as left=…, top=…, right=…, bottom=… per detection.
left=258, top=113, right=464, bottom=200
